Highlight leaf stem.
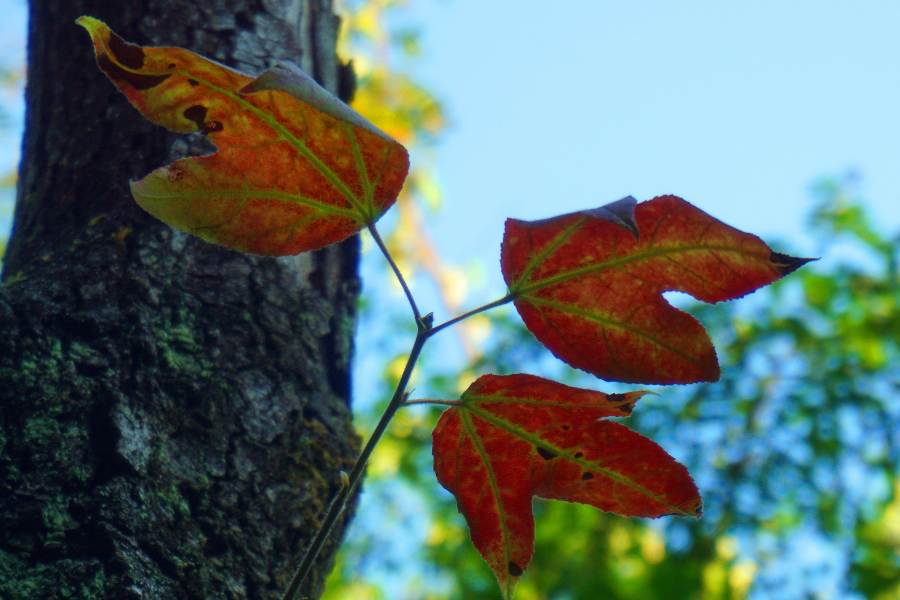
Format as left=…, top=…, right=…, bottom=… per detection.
left=279, top=471, right=350, bottom=600
left=404, top=398, right=464, bottom=407
left=281, top=325, right=431, bottom=600
left=281, top=247, right=514, bottom=599
left=367, top=221, right=422, bottom=322
left=427, top=293, right=516, bottom=338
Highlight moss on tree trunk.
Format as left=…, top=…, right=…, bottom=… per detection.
left=0, top=1, right=361, bottom=598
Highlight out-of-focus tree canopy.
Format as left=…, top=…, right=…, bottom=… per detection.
left=326, top=2, right=900, bottom=599
left=0, top=4, right=24, bottom=263
left=329, top=173, right=900, bottom=600
left=0, top=60, right=22, bottom=263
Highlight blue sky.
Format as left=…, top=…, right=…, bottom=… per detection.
left=0, top=0, right=25, bottom=240
left=3, top=1, right=898, bottom=273
left=352, top=6, right=900, bottom=594
left=395, top=0, right=899, bottom=297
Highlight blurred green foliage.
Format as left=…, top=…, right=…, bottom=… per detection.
left=330, top=175, right=900, bottom=600
left=0, top=42, right=23, bottom=264
left=326, top=2, right=900, bottom=598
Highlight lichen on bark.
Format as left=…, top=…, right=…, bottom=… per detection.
left=0, top=1, right=362, bottom=598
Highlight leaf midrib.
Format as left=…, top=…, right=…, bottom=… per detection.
left=523, top=296, right=708, bottom=369
left=135, top=187, right=361, bottom=222
left=345, top=122, right=375, bottom=216
left=461, top=404, right=693, bottom=516
left=139, top=63, right=377, bottom=220
left=514, top=242, right=760, bottom=297
left=460, top=410, right=516, bottom=598
left=460, top=394, right=636, bottom=411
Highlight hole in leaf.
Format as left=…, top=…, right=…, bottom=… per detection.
left=183, top=105, right=208, bottom=127
left=508, top=561, right=523, bottom=577
left=607, top=393, right=626, bottom=403
left=536, top=447, right=557, bottom=461
left=108, top=31, right=145, bottom=69
left=574, top=453, right=583, bottom=459
left=98, top=55, right=170, bottom=90
left=188, top=79, right=199, bottom=86
left=582, top=472, right=594, bottom=480
left=183, top=106, right=223, bottom=135
left=561, top=425, right=570, bottom=430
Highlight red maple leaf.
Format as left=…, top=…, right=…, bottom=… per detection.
left=79, top=17, right=408, bottom=256
left=501, top=195, right=813, bottom=384
left=432, top=374, right=701, bottom=599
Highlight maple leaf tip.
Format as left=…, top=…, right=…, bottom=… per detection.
left=582, top=196, right=640, bottom=239
left=75, top=16, right=107, bottom=40
left=628, top=390, right=659, bottom=405
left=770, top=252, right=818, bottom=277
left=75, top=16, right=99, bottom=39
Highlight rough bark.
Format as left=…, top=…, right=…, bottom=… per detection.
left=0, top=1, right=361, bottom=598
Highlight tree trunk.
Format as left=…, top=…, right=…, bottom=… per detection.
left=0, top=1, right=361, bottom=598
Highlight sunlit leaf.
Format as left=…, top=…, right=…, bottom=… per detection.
left=78, top=16, right=408, bottom=255
left=501, top=195, right=813, bottom=384
left=432, top=374, right=701, bottom=599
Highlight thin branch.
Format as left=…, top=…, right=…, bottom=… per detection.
left=427, top=293, right=516, bottom=338
left=279, top=470, right=350, bottom=600
left=367, top=221, right=422, bottom=322
left=281, top=330, right=430, bottom=600
left=404, top=398, right=464, bottom=408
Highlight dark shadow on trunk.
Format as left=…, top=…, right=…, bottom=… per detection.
left=0, top=1, right=361, bottom=598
